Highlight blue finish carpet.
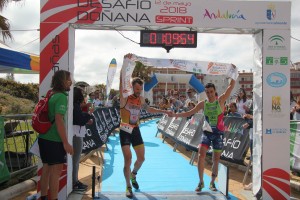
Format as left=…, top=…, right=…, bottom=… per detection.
left=101, top=119, right=237, bottom=199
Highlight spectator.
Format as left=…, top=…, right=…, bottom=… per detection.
left=183, top=88, right=198, bottom=111
left=290, top=91, right=297, bottom=120
left=38, top=70, right=73, bottom=200
left=72, top=87, right=93, bottom=191
left=179, top=95, right=186, bottom=104
left=236, top=88, right=250, bottom=115
left=291, top=95, right=300, bottom=120
left=145, top=98, right=150, bottom=105
left=87, top=92, right=95, bottom=112
left=170, top=92, right=183, bottom=113
left=112, top=95, right=120, bottom=108
left=227, top=102, right=242, bottom=117
left=159, top=97, right=170, bottom=110
left=93, top=90, right=103, bottom=107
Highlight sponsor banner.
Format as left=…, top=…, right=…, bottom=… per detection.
left=176, top=114, right=204, bottom=151
left=290, top=121, right=300, bottom=172
left=263, top=30, right=290, bottom=67
left=0, top=117, right=10, bottom=184
left=83, top=108, right=158, bottom=153
left=121, top=54, right=238, bottom=97
left=207, top=116, right=250, bottom=164
left=164, top=117, right=187, bottom=139
left=159, top=115, right=250, bottom=164
left=262, top=29, right=290, bottom=199
left=108, top=107, right=120, bottom=130
left=41, top=1, right=290, bottom=29
left=157, top=115, right=172, bottom=133
left=82, top=114, right=104, bottom=154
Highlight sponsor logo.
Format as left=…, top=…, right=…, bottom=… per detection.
left=263, top=168, right=290, bottom=198
left=76, top=0, right=151, bottom=23
left=170, top=59, right=188, bottom=70
left=265, top=128, right=287, bottom=134
left=266, top=72, right=287, bottom=88
left=155, top=15, right=193, bottom=24
left=268, top=35, right=286, bottom=50
left=266, top=3, right=276, bottom=20
left=272, top=96, right=281, bottom=112
left=266, top=57, right=288, bottom=65
left=206, top=62, right=227, bottom=75
left=203, top=9, right=246, bottom=20
left=255, top=3, right=287, bottom=25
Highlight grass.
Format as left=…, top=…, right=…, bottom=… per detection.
left=4, top=120, right=38, bottom=153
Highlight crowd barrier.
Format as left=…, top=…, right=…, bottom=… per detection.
left=82, top=107, right=162, bottom=154
left=157, top=114, right=251, bottom=165
left=0, top=114, right=38, bottom=185
left=290, top=120, right=300, bottom=173
left=1, top=110, right=299, bottom=185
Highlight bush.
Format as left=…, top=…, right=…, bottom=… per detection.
left=0, top=78, right=37, bottom=114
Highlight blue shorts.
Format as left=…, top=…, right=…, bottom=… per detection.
left=200, top=128, right=224, bottom=152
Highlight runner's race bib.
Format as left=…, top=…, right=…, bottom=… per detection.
left=120, top=123, right=135, bottom=134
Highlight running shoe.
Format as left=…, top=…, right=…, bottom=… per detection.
left=126, top=186, right=133, bottom=198
left=130, top=174, right=139, bottom=190
left=73, top=181, right=88, bottom=191
left=209, top=182, right=217, bottom=191
left=195, top=182, right=204, bottom=192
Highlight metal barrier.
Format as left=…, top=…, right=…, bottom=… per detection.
left=2, top=114, right=38, bottom=173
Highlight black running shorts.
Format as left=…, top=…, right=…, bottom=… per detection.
left=120, top=127, right=144, bottom=147
left=38, top=138, right=67, bottom=165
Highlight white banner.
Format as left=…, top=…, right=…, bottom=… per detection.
left=42, top=1, right=291, bottom=30
left=262, top=29, right=290, bottom=200
left=106, top=58, right=117, bottom=104
left=121, top=54, right=238, bottom=97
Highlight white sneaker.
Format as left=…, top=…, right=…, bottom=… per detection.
left=244, top=183, right=252, bottom=190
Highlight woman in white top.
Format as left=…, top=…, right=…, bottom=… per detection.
left=236, top=88, right=250, bottom=115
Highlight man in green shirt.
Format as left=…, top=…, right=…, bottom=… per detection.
left=38, top=70, right=73, bottom=200
left=172, top=65, right=236, bottom=192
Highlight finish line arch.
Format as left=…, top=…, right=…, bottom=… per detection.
left=40, top=1, right=291, bottom=199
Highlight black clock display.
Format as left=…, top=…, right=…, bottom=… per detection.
left=140, top=30, right=197, bottom=48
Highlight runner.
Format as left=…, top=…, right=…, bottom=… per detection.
left=171, top=65, right=236, bottom=192
left=119, top=54, right=172, bottom=198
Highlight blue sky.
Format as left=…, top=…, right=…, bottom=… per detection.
left=1, top=0, right=300, bottom=89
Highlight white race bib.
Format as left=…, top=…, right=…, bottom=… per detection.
left=120, top=123, right=134, bottom=134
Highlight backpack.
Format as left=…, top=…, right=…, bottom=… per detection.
left=32, top=90, right=55, bottom=134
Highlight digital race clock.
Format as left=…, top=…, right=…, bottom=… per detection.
left=140, top=30, right=197, bottom=48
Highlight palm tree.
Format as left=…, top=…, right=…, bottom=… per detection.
left=0, top=0, right=14, bottom=41
left=132, top=61, right=152, bottom=82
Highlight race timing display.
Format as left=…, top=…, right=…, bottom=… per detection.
left=140, top=30, right=197, bottom=48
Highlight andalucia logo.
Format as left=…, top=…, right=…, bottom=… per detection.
left=268, top=35, right=286, bottom=50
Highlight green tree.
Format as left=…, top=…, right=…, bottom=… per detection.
left=0, top=0, right=14, bottom=41
left=95, top=83, right=106, bottom=98
left=132, top=61, right=152, bottom=82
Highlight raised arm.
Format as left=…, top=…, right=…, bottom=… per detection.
left=219, top=64, right=237, bottom=105
left=119, top=72, right=127, bottom=108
